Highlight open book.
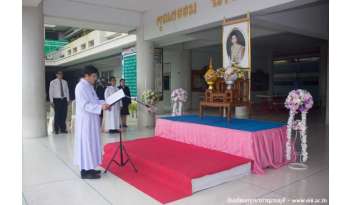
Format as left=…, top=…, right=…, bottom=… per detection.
left=105, top=89, right=125, bottom=105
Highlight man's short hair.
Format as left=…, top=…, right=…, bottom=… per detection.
left=120, top=78, right=125, bottom=82
left=82, top=65, right=98, bottom=77
left=56, top=70, right=63, bottom=74
left=109, top=76, right=116, bottom=82
left=100, top=77, right=107, bottom=83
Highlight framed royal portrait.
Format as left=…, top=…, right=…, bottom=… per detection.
left=222, top=16, right=251, bottom=69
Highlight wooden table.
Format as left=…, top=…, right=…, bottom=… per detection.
left=199, top=101, right=233, bottom=121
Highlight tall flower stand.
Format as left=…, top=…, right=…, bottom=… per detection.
left=288, top=118, right=309, bottom=170
left=171, top=88, right=188, bottom=116
left=286, top=110, right=309, bottom=170
left=172, top=101, right=184, bottom=116
left=285, top=89, right=313, bottom=171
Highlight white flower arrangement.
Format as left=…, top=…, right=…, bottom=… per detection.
left=171, top=88, right=188, bottom=103
left=171, top=88, right=188, bottom=116
left=223, top=67, right=238, bottom=82
left=141, top=90, right=160, bottom=106
left=285, top=89, right=313, bottom=163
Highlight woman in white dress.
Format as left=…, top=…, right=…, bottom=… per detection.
left=104, top=77, right=122, bottom=134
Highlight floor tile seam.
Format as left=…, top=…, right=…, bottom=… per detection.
left=36, top=138, right=114, bottom=205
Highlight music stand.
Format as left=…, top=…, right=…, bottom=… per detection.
left=104, top=96, right=151, bottom=174
left=104, top=130, right=138, bottom=173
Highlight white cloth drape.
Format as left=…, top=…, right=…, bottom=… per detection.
left=103, top=86, right=122, bottom=130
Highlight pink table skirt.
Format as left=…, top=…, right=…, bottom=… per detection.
left=155, top=118, right=289, bottom=174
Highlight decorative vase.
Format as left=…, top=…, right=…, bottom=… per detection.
left=225, top=80, right=234, bottom=90
left=223, top=67, right=237, bottom=89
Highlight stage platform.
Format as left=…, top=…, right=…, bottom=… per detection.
left=102, top=137, right=251, bottom=204
left=156, top=115, right=290, bottom=174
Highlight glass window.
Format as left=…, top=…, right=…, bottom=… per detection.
left=88, top=40, right=94, bottom=47
left=163, top=75, right=170, bottom=91
left=101, top=70, right=113, bottom=79
left=80, top=43, right=86, bottom=50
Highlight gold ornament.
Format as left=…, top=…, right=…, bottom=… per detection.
left=204, top=57, right=218, bottom=90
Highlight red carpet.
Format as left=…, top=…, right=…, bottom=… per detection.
left=101, top=137, right=250, bottom=204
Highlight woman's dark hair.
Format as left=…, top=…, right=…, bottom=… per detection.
left=82, top=65, right=98, bottom=77
left=109, top=76, right=116, bottom=82
left=226, top=29, right=246, bottom=59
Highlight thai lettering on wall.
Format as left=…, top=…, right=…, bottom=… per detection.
left=155, top=0, right=237, bottom=31
left=156, top=2, right=197, bottom=31
left=210, top=0, right=236, bottom=8
left=146, top=0, right=295, bottom=40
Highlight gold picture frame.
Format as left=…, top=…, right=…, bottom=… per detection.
left=222, top=13, right=252, bottom=101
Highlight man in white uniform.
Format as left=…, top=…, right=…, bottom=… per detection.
left=49, top=71, right=70, bottom=134
left=74, top=65, right=110, bottom=179
left=104, top=77, right=122, bottom=134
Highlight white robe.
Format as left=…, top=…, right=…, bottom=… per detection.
left=73, top=79, right=104, bottom=170
left=103, top=86, right=122, bottom=130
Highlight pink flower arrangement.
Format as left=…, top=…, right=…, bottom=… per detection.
left=285, top=89, right=314, bottom=113
left=171, top=88, right=188, bottom=103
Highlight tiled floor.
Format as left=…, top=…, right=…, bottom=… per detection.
left=23, top=111, right=328, bottom=205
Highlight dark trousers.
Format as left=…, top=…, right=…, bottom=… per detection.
left=53, top=98, right=68, bottom=132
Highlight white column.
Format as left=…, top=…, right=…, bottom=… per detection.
left=325, top=68, right=329, bottom=125
left=320, top=43, right=328, bottom=124
left=267, top=49, right=273, bottom=95
left=136, top=25, right=155, bottom=128
left=161, top=46, right=192, bottom=113
left=325, top=50, right=329, bottom=125
left=170, top=48, right=191, bottom=111
left=22, top=4, right=47, bottom=138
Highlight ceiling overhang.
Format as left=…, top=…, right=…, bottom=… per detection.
left=23, top=0, right=42, bottom=7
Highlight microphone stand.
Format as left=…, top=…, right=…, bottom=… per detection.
left=127, top=96, right=151, bottom=108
